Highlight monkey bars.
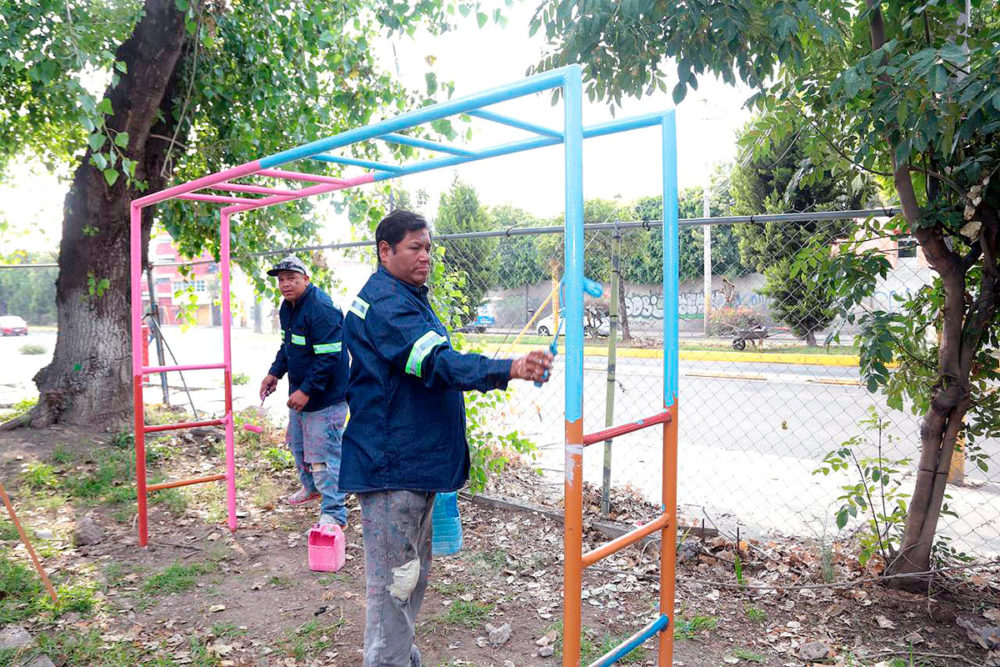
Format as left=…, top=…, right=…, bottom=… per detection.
left=130, top=64, right=679, bottom=665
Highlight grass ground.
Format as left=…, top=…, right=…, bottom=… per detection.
left=0, top=408, right=991, bottom=666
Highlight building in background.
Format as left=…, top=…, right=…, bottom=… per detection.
left=140, top=229, right=255, bottom=327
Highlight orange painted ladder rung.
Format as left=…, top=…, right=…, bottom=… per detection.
left=582, top=411, right=671, bottom=446
left=147, top=474, right=227, bottom=492
left=144, top=418, right=225, bottom=434
left=582, top=513, right=670, bottom=568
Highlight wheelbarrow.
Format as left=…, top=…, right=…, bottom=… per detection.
left=721, top=324, right=789, bottom=350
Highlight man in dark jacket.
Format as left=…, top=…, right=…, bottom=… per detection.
left=260, top=255, right=349, bottom=527
left=341, top=210, right=553, bottom=666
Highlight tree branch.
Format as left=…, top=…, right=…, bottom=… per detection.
left=789, top=100, right=894, bottom=178
left=161, top=9, right=202, bottom=178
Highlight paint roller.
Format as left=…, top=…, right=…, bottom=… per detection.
left=534, top=276, right=604, bottom=387
left=243, top=398, right=265, bottom=433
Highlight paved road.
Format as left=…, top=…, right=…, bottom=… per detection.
left=4, top=326, right=997, bottom=555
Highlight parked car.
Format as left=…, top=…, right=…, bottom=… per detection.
left=0, top=315, right=29, bottom=336
left=458, top=302, right=496, bottom=334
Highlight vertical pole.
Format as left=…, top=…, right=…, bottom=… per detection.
left=562, top=65, right=585, bottom=667
left=660, top=111, right=680, bottom=666
left=702, top=175, right=712, bottom=335
left=551, top=260, right=561, bottom=334
left=146, top=266, right=170, bottom=404
left=220, top=210, right=238, bottom=532
left=601, top=225, right=621, bottom=516
left=130, top=203, right=149, bottom=547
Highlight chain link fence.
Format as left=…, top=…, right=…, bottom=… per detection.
left=4, top=214, right=997, bottom=562
left=427, top=218, right=999, bottom=563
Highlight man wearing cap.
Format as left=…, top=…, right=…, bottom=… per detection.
left=341, top=210, right=553, bottom=666
left=260, top=255, right=349, bottom=528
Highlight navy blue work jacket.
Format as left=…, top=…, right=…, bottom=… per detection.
left=267, top=283, right=349, bottom=412
left=340, top=266, right=513, bottom=493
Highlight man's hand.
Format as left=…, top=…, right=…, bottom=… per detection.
left=287, top=389, right=310, bottom=412
left=260, top=374, right=278, bottom=401
left=509, top=350, right=554, bottom=383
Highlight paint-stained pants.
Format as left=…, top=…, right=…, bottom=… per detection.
left=285, top=402, right=348, bottom=524
left=360, top=490, right=435, bottom=667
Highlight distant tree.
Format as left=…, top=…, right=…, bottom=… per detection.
left=488, top=205, right=547, bottom=289
left=0, top=252, right=59, bottom=325
left=632, top=171, right=744, bottom=285
left=731, top=127, right=869, bottom=344
left=435, top=177, right=495, bottom=318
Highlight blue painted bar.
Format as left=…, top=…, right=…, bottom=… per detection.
left=468, top=109, right=563, bottom=138
left=662, top=112, right=679, bottom=406
left=587, top=615, right=670, bottom=667
left=563, top=70, right=584, bottom=424
left=371, top=113, right=665, bottom=183
left=583, top=111, right=667, bottom=139
left=371, top=134, right=560, bottom=182
left=311, top=154, right=405, bottom=173
left=258, top=67, right=575, bottom=168
left=381, top=133, right=477, bottom=157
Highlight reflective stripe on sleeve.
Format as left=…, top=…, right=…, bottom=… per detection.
left=313, top=342, right=342, bottom=354
left=349, top=297, right=369, bottom=320
left=405, top=331, right=447, bottom=377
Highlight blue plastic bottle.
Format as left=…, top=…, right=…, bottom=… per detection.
left=431, top=491, right=463, bottom=556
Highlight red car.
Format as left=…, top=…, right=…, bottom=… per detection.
left=0, top=315, right=28, bottom=336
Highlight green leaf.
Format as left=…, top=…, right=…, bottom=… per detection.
left=88, top=133, right=106, bottom=151
left=115, top=61, right=128, bottom=73
left=114, top=131, right=129, bottom=148
left=476, top=11, right=487, bottom=28
left=672, top=82, right=687, bottom=104
left=103, top=168, right=119, bottom=187
left=97, top=98, right=113, bottom=115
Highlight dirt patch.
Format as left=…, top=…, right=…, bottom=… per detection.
left=1, top=423, right=997, bottom=666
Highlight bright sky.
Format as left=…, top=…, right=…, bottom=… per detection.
left=0, top=4, right=753, bottom=253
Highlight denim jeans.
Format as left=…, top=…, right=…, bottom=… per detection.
left=359, top=490, right=435, bottom=666
left=285, top=401, right=348, bottom=524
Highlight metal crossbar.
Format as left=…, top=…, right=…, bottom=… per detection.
left=582, top=411, right=671, bottom=446
left=587, top=615, right=671, bottom=667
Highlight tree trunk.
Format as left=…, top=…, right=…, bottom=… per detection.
left=804, top=331, right=817, bottom=347
left=26, top=0, right=191, bottom=429
left=890, top=203, right=999, bottom=584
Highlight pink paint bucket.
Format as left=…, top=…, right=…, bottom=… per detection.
left=308, top=524, right=345, bottom=572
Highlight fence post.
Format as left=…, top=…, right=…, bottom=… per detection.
left=602, top=225, right=621, bottom=515
left=703, top=181, right=712, bottom=335
left=145, top=266, right=170, bottom=404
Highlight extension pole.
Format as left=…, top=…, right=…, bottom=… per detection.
left=0, top=482, right=58, bottom=603
left=601, top=225, right=621, bottom=515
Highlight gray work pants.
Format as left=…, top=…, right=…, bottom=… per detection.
left=360, top=490, right=435, bottom=667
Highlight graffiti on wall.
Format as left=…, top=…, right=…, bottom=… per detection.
left=624, top=290, right=769, bottom=321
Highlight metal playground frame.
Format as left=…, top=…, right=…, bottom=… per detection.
left=129, top=64, right=680, bottom=666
